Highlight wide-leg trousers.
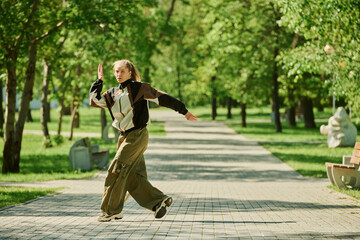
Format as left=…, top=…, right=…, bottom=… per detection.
left=100, top=127, right=168, bottom=215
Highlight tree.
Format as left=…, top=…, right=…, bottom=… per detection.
left=1, top=0, right=157, bottom=173
left=276, top=0, right=360, bottom=118
left=0, top=0, right=67, bottom=173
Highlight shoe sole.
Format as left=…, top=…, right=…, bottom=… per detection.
left=155, top=197, right=173, bottom=219
left=97, top=213, right=124, bottom=222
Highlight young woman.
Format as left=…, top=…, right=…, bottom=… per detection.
left=89, top=59, right=198, bottom=222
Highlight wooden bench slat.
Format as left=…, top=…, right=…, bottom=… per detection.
left=351, top=155, right=360, bottom=165
left=352, top=149, right=360, bottom=158
left=355, top=142, right=360, bottom=150
left=325, top=162, right=334, bottom=167
left=325, top=162, right=355, bottom=169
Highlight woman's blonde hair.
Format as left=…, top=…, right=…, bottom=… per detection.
left=113, top=59, right=141, bottom=82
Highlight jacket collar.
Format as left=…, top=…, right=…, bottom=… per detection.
left=119, top=79, right=132, bottom=89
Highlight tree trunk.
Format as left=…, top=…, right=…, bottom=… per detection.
left=227, top=97, right=232, bottom=119
left=46, top=101, right=51, bottom=122
left=272, top=13, right=282, bottom=133
left=211, top=76, right=217, bottom=120
left=286, top=34, right=299, bottom=128
left=62, top=106, right=71, bottom=115
left=288, top=106, right=296, bottom=127
left=41, top=59, right=51, bottom=141
left=241, top=103, right=246, bottom=128
left=26, top=109, right=33, bottom=122
left=71, top=102, right=80, bottom=128
left=57, top=96, right=64, bottom=135
left=2, top=50, right=18, bottom=173
left=287, top=87, right=296, bottom=127
left=69, top=105, right=78, bottom=140
left=57, top=71, right=71, bottom=135
left=212, top=98, right=217, bottom=120
left=176, top=65, right=182, bottom=102
left=144, top=67, right=150, bottom=83
left=70, top=85, right=80, bottom=129
left=301, top=97, right=316, bottom=128
left=317, top=103, right=324, bottom=112
left=0, top=81, right=4, bottom=137
left=72, top=65, right=82, bottom=128
left=101, top=108, right=107, bottom=139
left=14, top=43, right=37, bottom=172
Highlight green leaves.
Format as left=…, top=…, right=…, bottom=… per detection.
left=276, top=0, right=360, bottom=115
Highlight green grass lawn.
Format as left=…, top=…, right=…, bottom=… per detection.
left=328, top=186, right=360, bottom=200
left=0, top=134, right=103, bottom=182
left=0, top=186, right=62, bottom=208
left=192, top=105, right=272, bottom=121
left=0, top=108, right=165, bottom=182
left=259, top=142, right=353, bottom=178
left=24, top=107, right=166, bottom=135
left=227, top=121, right=329, bottom=141
left=24, top=107, right=106, bottom=133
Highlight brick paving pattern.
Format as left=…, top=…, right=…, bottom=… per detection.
left=1, top=110, right=360, bottom=239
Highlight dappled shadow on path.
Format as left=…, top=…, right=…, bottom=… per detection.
left=145, top=154, right=302, bottom=182
left=2, top=193, right=358, bottom=218
left=1, top=193, right=359, bottom=239
left=145, top=135, right=303, bottom=182
left=149, top=137, right=257, bottom=147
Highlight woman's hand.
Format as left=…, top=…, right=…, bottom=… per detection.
left=98, top=64, right=103, bottom=81
left=185, top=111, right=198, bottom=121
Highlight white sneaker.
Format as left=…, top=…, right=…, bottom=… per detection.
left=154, top=197, right=173, bottom=219
left=97, top=212, right=124, bottom=222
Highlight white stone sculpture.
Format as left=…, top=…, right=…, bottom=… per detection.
left=320, top=107, right=357, bottom=148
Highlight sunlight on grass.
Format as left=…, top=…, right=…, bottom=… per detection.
left=260, top=142, right=353, bottom=178
left=0, top=186, right=63, bottom=208
left=0, top=135, right=104, bottom=182
left=0, top=116, right=165, bottom=182
left=328, top=186, right=360, bottom=200
left=227, top=121, right=328, bottom=142
left=191, top=105, right=272, bottom=121
left=24, top=107, right=166, bottom=135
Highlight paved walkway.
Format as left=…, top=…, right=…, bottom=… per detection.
left=1, top=110, right=360, bottom=239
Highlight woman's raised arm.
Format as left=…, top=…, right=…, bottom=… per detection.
left=98, top=64, right=103, bottom=81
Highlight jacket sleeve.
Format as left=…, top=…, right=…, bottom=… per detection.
left=141, top=82, right=188, bottom=115
left=89, top=79, right=107, bottom=109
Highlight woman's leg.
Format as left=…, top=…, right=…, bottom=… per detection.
left=100, top=128, right=148, bottom=215
left=126, top=155, right=169, bottom=210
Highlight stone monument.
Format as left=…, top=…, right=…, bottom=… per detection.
left=320, top=107, right=357, bottom=148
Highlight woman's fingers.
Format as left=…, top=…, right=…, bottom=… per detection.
left=98, top=64, right=103, bottom=80
left=185, top=112, right=198, bottom=121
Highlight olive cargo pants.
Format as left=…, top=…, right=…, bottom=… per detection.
left=100, top=127, right=168, bottom=215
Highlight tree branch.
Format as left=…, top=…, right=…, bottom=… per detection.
left=32, top=20, right=68, bottom=44
left=291, top=33, right=299, bottom=49
left=15, top=0, right=40, bottom=48
left=165, top=0, right=176, bottom=26
left=159, top=0, right=176, bottom=39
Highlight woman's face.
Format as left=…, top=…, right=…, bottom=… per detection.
left=114, top=65, right=132, bottom=83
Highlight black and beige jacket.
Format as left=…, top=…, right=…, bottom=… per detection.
left=89, top=79, right=188, bottom=133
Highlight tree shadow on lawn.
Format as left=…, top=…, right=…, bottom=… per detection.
left=228, top=122, right=328, bottom=140
left=0, top=152, right=116, bottom=175
left=260, top=141, right=354, bottom=178
left=196, top=111, right=270, bottom=121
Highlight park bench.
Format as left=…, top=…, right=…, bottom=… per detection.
left=69, top=137, right=109, bottom=171
left=325, top=142, right=360, bottom=189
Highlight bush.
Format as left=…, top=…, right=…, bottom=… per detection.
left=53, top=134, right=64, bottom=145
